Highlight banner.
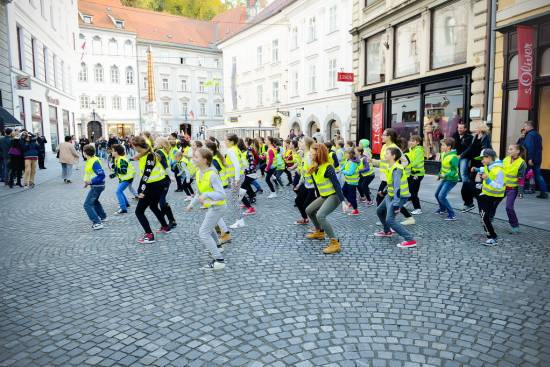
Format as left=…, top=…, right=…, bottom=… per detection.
left=337, top=72, right=354, bottom=82
left=515, top=25, right=535, bottom=110
left=371, top=102, right=384, bottom=154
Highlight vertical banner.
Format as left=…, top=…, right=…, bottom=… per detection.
left=515, top=25, right=535, bottom=110
left=371, top=102, right=384, bottom=154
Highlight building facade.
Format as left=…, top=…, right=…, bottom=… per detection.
left=220, top=0, right=354, bottom=141
left=491, top=0, right=550, bottom=174
left=7, top=0, right=79, bottom=152
left=0, top=0, right=13, bottom=116
left=351, top=0, right=490, bottom=164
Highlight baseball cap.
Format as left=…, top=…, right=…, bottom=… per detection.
left=475, top=148, right=497, bottom=161
left=359, top=139, right=370, bottom=149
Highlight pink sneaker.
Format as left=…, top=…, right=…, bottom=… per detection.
left=243, top=207, right=256, bottom=216
left=374, top=231, right=394, bottom=237
left=156, top=226, right=171, bottom=234
left=348, top=209, right=360, bottom=216
left=397, top=240, right=417, bottom=248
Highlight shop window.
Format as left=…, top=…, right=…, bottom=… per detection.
left=49, top=105, right=59, bottom=151
left=508, top=54, right=518, bottom=80
left=390, top=94, right=421, bottom=146
left=540, top=48, right=550, bottom=76
left=431, top=1, right=468, bottom=69
left=31, top=100, right=43, bottom=136
left=394, top=18, right=421, bottom=78
left=538, top=86, right=550, bottom=169
left=505, top=89, right=529, bottom=151
left=365, top=33, right=385, bottom=84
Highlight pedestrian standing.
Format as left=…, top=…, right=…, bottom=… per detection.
left=434, top=138, right=460, bottom=220
left=7, top=130, right=24, bottom=188
left=82, top=144, right=107, bottom=230
left=0, top=128, right=12, bottom=184
left=521, top=120, right=548, bottom=199
left=36, top=135, right=47, bottom=169
left=21, top=132, right=39, bottom=188
left=503, top=144, right=527, bottom=234
left=453, top=123, right=474, bottom=211
left=58, top=136, right=80, bottom=183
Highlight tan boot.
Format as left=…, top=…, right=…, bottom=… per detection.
left=306, top=230, right=325, bottom=240
left=323, top=238, right=341, bottom=254
left=219, top=232, right=232, bottom=245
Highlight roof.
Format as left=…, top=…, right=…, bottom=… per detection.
left=78, top=0, right=246, bottom=49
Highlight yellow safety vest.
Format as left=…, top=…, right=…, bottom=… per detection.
left=212, top=155, right=228, bottom=187
left=196, top=169, right=226, bottom=208
left=357, top=155, right=374, bottom=177
left=224, top=145, right=240, bottom=178
left=139, top=153, right=166, bottom=183
left=439, top=150, right=458, bottom=180
left=115, top=156, right=135, bottom=181
left=503, top=156, right=525, bottom=187
left=387, top=162, right=410, bottom=198
left=312, top=162, right=336, bottom=197
left=482, top=164, right=505, bottom=197
left=169, top=147, right=179, bottom=164
left=181, top=155, right=197, bottom=176
left=407, top=146, right=425, bottom=176
left=301, top=151, right=313, bottom=186
left=84, top=156, right=102, bottom=182
left=343, top=160, right=359, bottom=184
left=239, top=149, right=248, bottom=175
left=379, top=143, right=398, bottom=180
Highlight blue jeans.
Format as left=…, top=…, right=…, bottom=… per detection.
left=435, top=180, right=457, bottom=216
left=532, top=165, right=548, bottom=193
left=0, top=157, right=8, bottom=182
left=459, top=158, right=470, bottom=183
left=116, top=181, right=131, bottom=210
left=252, top=179, right=262, bottom=192
left=376, top=196, right=413, bottom=241
left=84, top=186, right=106, bottom=224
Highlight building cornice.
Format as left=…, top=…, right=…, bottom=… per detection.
left=136, top=38, right=220, bottom=55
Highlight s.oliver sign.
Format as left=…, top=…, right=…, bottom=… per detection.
left=371, top=102, right=384, bottom=155
left=337, top=72, right=354, bottom=82
left=515, top=25, right=535, bottom=110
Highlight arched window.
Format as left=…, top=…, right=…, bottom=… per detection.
left=78, top=62, right=87, bottom=82
left=125, top=66, right=134, bottom=84
left=108, top=38, right=118, bottom=55
left=110, top=65, right=119, bottom=84
left=124, top=40, right=133, bottom=56
left=94, top=63, right=104, bottom=83
left=92, top=36, right=101, bottom=54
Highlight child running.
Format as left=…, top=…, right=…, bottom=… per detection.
left=341, top=148, right=360, bottom=216
left=83, top=144, right=107, bottom=230
left=355, top=146, right=375, bottom=205
left=110, top=144, right=137, bottom=214
left=154, top=138, right=177, bottom=230
left=173, top=150, right=195, bottom=200
left=405, top=135, right=425, bottom=215
left=185, top=147, right=227, bottom=271
left=374, top=147, right=417, bottom=248
left=435, top=138, right=459, bottom=221
left=503, top=144, right=526, bottom=234
left=305, top=143, right=344, bottom=254
left=294, top=137, right=316, bottom=225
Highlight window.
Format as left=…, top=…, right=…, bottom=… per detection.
left=163, top=101, right=170, bottom=114
left=110, top=65, right=119, bottom=84
left=80, top=95, right=89, bottom=109
left=92, top=36, right=101, bottom=55
left=126, top=67, right=134, bottom=84
left=60, top=61, right=65, bottom=91
left=96, top=95, right=105, bottom=109
left=431, top=1, right=468, bottom=69
left=180, top=57, right=186, bottom=65
left=108, top=38, right=118, bottom=55
left=270, top=81, right=279, bottom=103
left=293, top=70, right=299, bottom=96
left=43, top=46, right=48, bottom=82
left=39, top=0, right=44, bottom=17
left=112, top=96, right=121, bottom=110
left=162, top=78, right=169, bottom=90
left=19, top=96, right=25, bottom=124
left=200, top=102, right=206, bottom=116
left=142, top=76, right=147, bottom=90
left=309, top=64, right=316, bottom=92
left=31, top=100, right=43, bottom=135
left=199, top=80, right=205, bottom=93
left=48, top=105, right=58, bottom=151
left=328, top=6, right=337, bottom=33
left=257, top=85, right=263, bottom=106
left=180, top=79, right=187, bottom=91
left=82, top=14, right=92, bottom=24
left=394, top=17, right=421, bottom=78
left=115, top=20, right=124, bottom=29
left=127, top=96, right=136, bottom=110
left=31, top=38, right=37, bottom=77
left=124, top=40, right=133, bottom=56
left=52, top=55, right=58, bottom=88
left=365, top=33, right=385, bottom=84
left=328, top=58, right=337, bottom=89
left=16, top=26, right=23, bottom=70
left=78, top=62, right=87, bottom=82
left=390, top=93, right=421, bottom=146
left=49, top=3, right=55, bottom=30
left=94, top=64, right=103, bottom=83
left=181, top=102, right=188, bottom=116
left=214, top=80, right=221, bottom=94
left=257, top=46, right=262, bottom=66
left=505, top=89, right=529, bottom=151
left=539, top=48, right=550, bottom=76
left=272, top=39, right=279, bottom=63
left=308, top=17, right=317, bottom=42
left=62, top=110, right=70, bottom=136
left=215, top=103, right=221, bottom=116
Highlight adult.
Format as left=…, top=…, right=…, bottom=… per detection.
left=107, top=134, right=119, bottom=149
left=79, top=136, right=90, bottom=159
left=453, top=123, right=474, bottom=211
left=36, top=135, right=47, bottom=169
left=0, top=128, right=12, bottom=184
left=312, top=128, right=324, bottom=144
left=461, top=122, right=492, bottom=210
left=522, top=121, right=547, bottom=199
left=21, top=131, right=39, bottom=188
left=7, top=130, right=24, bottom=188
left=57, top=135, right=80, bottom=183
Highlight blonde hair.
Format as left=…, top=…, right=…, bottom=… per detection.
left=473, top=121, right=489, bottom=134
left=155, top=137, right=171, bottom=152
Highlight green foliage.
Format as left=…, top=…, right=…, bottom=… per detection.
left=121, top=0, right=234, bottom=20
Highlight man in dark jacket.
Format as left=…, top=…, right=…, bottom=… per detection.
left=453, top=123, right=475, bottom=210
left=522, top=121, right=547, bottom=199
left=36, top=135, right=47, bottom=169
left=0, top=128, right=13, bottom=183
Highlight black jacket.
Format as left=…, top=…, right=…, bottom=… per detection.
left=451, top=131, right=473, bottom=156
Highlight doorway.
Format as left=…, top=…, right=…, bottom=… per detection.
left=87, top=121, right=102, bottom=142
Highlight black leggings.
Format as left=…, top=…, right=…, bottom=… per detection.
left=376, top=181, right=411, bottom=218
left=265, top=168, right=276, bottom=192
left=160, top=178, right=176, bottom=224
left=408, top=176, right=423, bottom=209
left=295, top=186, right=316, bottom=219
left=135, top=181, right=168, bottom=235
left=358, top=175, right=374, bottom=201
left=241, top=176, right=255, bottom=208
left=182, top=179, right=194, bottom=196
left=283, top=168, right=292, bottom=185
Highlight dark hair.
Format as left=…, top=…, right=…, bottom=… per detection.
left=346, top=148, right=356, bottom=160
left=267, top=136, right=276, bottom=146
left=132, top=136, right=154, bottom=155
left=170, top=132, right=178, bottom=139
left=113, top=144, right=125, bottom=156
left=208, top=136, right=220, bottom=148
left=205, top=140, right=226, bottom=166
left=194, top=140, right=203, bottom=148
left=245, top=137, right=254, bottom=147
left=386, top=147, right=401, bottom=161
left=196, top=147, right=213, bottom=166
left=410, top=135, right=422, bottom=144
left=291, top=140, right=298, bottom=150
left=355, top=146, right=364, bottom=155
left=384, top=128, right=398, bottom=144
left=64, top=135, right=72, bottom=142
left=237, top=138, right=246, bottom=152
left=226, top=133, right=238, bottom=145
left=441, top=137, right=455, bottom=149
left=83, top=144, right=96, bottom=157
left=4, top=128, right=12, bottom=136
left=180, top=139, right=190, bottom=148
left=324, top=141, right=333, bottom=150
left=316, top=128, right=320, bottom=132
left=397, top=137, right=408, bottom=152
left=524, top=120, right=535, bottom=129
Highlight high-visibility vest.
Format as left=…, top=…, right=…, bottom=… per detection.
left=181, top=155, right=197, bottom=177
left=328, top=151, right=339, bottom=170
left=196, top=168, right=226, bottom=208
left=156, top=149, right=170, bottom=171
left=407, top=146, right=425, bottom=176
left=212, top=155, right=228, bottom=186
left=301, top=152, right=313, bottom=186
left=312, top=162, right=336, bottom=197
left=379, top=143, right=398, bottom=180
left=292, top=150, right=302, bottom=168
left=387, top=162, right=410, bottom=198
left=183, top=146, right=191, bottom=158
left=115, top=156, right=135, bottom=181
left=357, top=155, right=374, bottom=177
left=284, top=149, right=293, bottom=164
left=343, top=160, right=359, bottom=185
left=482, top=164, right=505, bottom=197
left=224, top=145, right=240, bottom=178
left=169, top=147, right=179, bottom=165
left=239, top=149, right=248, bottom=175
left=84, top=156, right=102, bottom=182
left=276, top=148, right=285, bottom=170
left=139, top=153, right=166, bottom=183
left=439, top=150, right=458, bottom=181
left=503, top=156, right=525, bottom=187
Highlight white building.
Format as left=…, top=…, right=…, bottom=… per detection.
left=6, top=0, right=79, bottom=152
left=219, top=0, right=354, bottom=141
left=1, top=0, right=13, bottom=117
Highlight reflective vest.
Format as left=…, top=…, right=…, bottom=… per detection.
left=181, top=155, right=197, bottom=177
left=292, top=150, right=302, bottom=168
left=212, top=155, right=228, bottom=187
left=301, top=151, right=313, bottom=186
left=357, top=155, right=374, bottom=177
left=115, top=156, right=135, bottom=182
left=407, top=146, right=425, bottom=176
left=343, top=160, right=359, bottom=185
left=482, top=164, right=505, bottom=197
left=145, top=138, right=153, bottom=148
left=312, top=162, right=336, bottom=197
left=196, top=168, right=227, bottom=208
left=156, top=149, right=170, bottom=171
left=139, top=153, right=166, bottom=183
left=276, top=148, right=285, bottom=170
left=503, top=156, right=525, bottom=187
left=260, top=144, right=267, bottom=158
left=169, top=147, right=179, bottom=165
left=439, top=150, right=458, bottom=181
left=239, top=149, right=248, bottom=175
left=379, top=143, right=398, bottom=180
left=183, top=146, right=191, bottom=158
left=336, top=148, right=345, bottom=162
left=224, top=145, right=240, bottom=178
left=84, top=156, right=102, bottom=182
left=328, top=151, right=339, bottom=170
left=284, top=149, right=293, bottom=164
left=387, top=162, right=410, bottom=198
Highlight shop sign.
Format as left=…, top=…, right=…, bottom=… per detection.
left=337, top=72, right=354, bottom=82
left=16, top=75, right=31, bottom=90
left=371, top=102, right=384, bottom=154
left=515, top=25, right=534, bottom=110
left=230, top=116, right=238, bottom=123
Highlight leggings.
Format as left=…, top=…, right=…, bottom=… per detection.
left=160, top=178, right=176, bottom=224
left=377, top=181, right=411, bottom=218
left=358, top=175, right=374, bottom=201
left=342, top=183, right=358, bottom=210
left=408, top=176, right=423, bottom=210
left=265, top=168, right=276, bottom=192
left=182, top=179, right=195, bottom=196
left=241, top=176, right=256, bottom=208
left=274, top=170, right=284, bottom=186
left=306, top=194, right=340, bottom=238
left=199, top=206, right=225, bottom=260
left=295, top=186, right=316, bottom=219
left=283, top=167, right=292, bottom=185
left=477, top=194, right=503, bottom=239
left=135, top=181, right=168, bottom=235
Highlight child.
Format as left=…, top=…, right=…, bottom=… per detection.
left=185, top=148, right=227, bottom=271
left=435, top=138, right=459, bottom=221
left=110, top=144, right=137, bottom=214
left=341, top=149, right=360, bottom=216
left=374, top=147, right=417, bottom=248
left=174, top=150, right=196, bottom=200
left=294, top=137, right=316, bottom=225
left=503, top=144, right=526, bottom=234
left=283, top=139, right=294, bottom=185
left=275, top=139, right=286, bottom=187
left=168, top=138, right=183, bottom=192
left=359, top=138, right=372, bottom=159
left=472, top=149, right=505, bottom=246
left=264, top=136, right=281, bottom=198
left=82, top=144, right=107, bottom=230
left=405, top=136, right=425, bottom=215
left=355, top=146, right=374, bottom=205
left=154, top=138, right=177, bottom=230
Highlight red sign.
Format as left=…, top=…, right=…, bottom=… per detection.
left=515, top=25, right=535, bottom=110
left=371, top=102, right=384, bottom=154
left=337, top=72, right=354, bottom=82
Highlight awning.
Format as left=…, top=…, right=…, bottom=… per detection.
left=0, top=106, right=22, bottom=130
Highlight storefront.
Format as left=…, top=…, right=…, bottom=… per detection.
left=30, top=100, right=43, bottom=136
left=107, top=123, right=135, bottom=137
left=49, top=105, right=59, bottom=152
left=356, top=68, right=472, bottom=171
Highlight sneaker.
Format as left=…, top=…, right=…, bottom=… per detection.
left=434, top=209, right=447, bottom=215
left=400, top=217, right=416, bottom=225
left=360, top=197, right=368, bottom=203
left=411, top=209, right=423, bottom=215
left=348, top=209, right=360, bottom=216
left=397, top=240, right=417, bottom=248
left=229, top=219, right=246, bottom=229
left=375, top=221, right=382, bottom=226
left=101, top=217, right=108, bottom=222
left=170, top=222, right=178, bottom=229
left=92, top=223, right=104, bottom=230
left=366, top=201, right=375, bottom=206
left=202, top=260, right=225, bottom=271
left=509, top=227, right=520, bottom=234
left=445, top=215, right=457, bottom=221
left=483, top=238, right=498, bottom=246
left=243, top=207, right=256, bottom=216
left=461, top=204, right=475, bottom=213
left=294, top=218, right=309, bottom=225
left=156, top=226, right=171, bottom=234
left=306, top=231, right=325, bottom=240
left=219, top=232, right=232, bottom=244
left=267, top=192, right=278, bottom=199
left=114, top=209, right=128, bottom=215
left=137, top=233, right=155, bottom=244
left=184, top=196, right=193, bottom=202
left=374, top=231, right=394, bottom=237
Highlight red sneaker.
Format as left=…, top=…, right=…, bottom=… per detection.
left=397, top=240, right=417, bottom=248
left=294, top=218, right=309, bottom=225
left=239, top=204, right=247, bottom=208
left=374, top=231, right=394, bottom=237
left=137, top=233, right=155, bottom=244
left=243, top=207, right=256, bottom=216
left=348, top=209, right=360, bottom=216
left=156, top=226, right=171, bottom=234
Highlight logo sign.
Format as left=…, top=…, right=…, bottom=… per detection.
left=230, top=116, right=238, bottom=123
left=278, top=110, right=290, bottom=117
left=371, top=102, right=384, bottom=154
left=337, top=72, right=354, bottom=82
left=16, top=76, right=31, bottom=90
left=515, top=25, right=534, bottom=110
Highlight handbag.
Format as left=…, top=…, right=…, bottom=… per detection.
left=8, top=147, right=21, bottom=156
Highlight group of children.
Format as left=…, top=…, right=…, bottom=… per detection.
left=79, top=127, right=527, bottom=270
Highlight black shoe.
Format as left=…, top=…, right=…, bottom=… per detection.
left=175, top=189, right=184, bottom=192
left=16, top=182, right=23, bottom=187
left=63, top=179, right=67, bottom=183
left=170, top=222, right=177, bottom=229
left=66, top=180, right=72, bottom=184
left=536, top=192, right=548, bottom=199
left=461, top=204, right=475, bottom=213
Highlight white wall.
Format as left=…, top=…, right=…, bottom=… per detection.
left=0, top=2, right=13, bottom=114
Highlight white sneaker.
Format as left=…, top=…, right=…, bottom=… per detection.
left=92, top=223, right=104, bottom=230
left=101, top=217, right=109, bottom=223
left=483, top=238, right=498, bottom=246
left=229, top=219, right=246, bottom=229
left=202, top=260, right=225, bottom=271
left=114, top=209, right=128, bottom=215
left=375, top=221, right=382, bottom=226
left=268, top=192, right=278, bottom=199
left=411, top=209, right=423, bottom=215
left=216, top=245, right=225, bottom=253
left=184, top=196, right=193, bottom=202
left=400, top=217, right=416, bottom=225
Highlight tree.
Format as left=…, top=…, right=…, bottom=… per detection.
left=122, top=0, right=231, bottom=20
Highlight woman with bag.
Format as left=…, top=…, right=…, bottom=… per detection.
left=57, top=136, right=80, bottom=183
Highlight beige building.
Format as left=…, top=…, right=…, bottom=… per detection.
left=350, top=0, right=490, bottom=166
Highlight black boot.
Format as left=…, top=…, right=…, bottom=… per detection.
left=537, top=192, right=548, bottom=199
left=16, top=179, right=23, bottom=187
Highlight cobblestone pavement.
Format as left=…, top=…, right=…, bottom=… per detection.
left=1, top=172, right=550, bottom=367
